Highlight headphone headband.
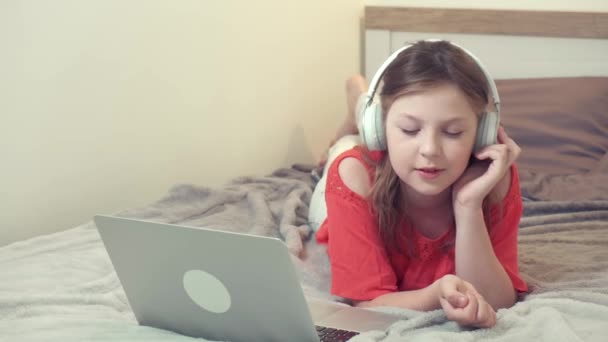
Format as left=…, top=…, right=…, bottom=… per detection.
left=364, top=39, right=500, bottom=114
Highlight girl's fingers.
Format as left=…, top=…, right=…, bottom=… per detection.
left=440, top=297, right=458, bottom=321
left=439, top=297, right=452, bottom=311
left=497, top=125, right=509, bottom=144
left=497, top=126, right=521, bottom=163
left=442, top=293, right=497, bottom=328
left=462, top=292, right=479, bottom=323
left=475, top=147, right=511, bottom=178
left=441, top=297, right=470, bottom=325
left=473, top=293, right=497, bottom=328
left=506, top=140, right=521, bottom=164
left=474, top=293, right=488, bottom=323
left=447, top=293, right=468, bottom=308
left=439, top=276, right=469, bottom=308
left=480, top=303, right=497, bottom=328
left=475, top=144, right=509, bottom=161
left=446, top=282, right=497, bottom=328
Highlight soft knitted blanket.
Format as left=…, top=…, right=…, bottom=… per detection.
left=1, top=166, right=607, bottom=341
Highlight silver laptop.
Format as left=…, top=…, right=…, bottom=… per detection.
left=94, top=215, right=401, bottom=342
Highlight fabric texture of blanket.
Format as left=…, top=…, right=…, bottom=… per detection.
left=1, top=165, right=607, bottom=341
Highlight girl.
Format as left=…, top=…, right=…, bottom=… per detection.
left=312, top=40, right=527, bottom=329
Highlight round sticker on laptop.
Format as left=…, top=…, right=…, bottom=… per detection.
left=183, top=269, right=231, bottom=313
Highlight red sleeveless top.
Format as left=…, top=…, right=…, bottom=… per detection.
left=316, top=146, right=528, bottom=301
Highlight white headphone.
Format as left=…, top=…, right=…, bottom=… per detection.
left=359, top=39, right=501, bottom=153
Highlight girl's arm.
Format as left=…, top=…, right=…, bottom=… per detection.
left=453, top=168, right=517, bottom=310
left=353, top=281, right=441, bottom=311
left=365, top=208, right=517, bottom=312
left=454, top=204, right=516, bottom=310
left=354, top=274, right=498, bottom=329
left=451, top=127, right=521, bottom=310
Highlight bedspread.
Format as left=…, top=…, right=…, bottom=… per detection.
left=351, top=200, right=608, bottom=341
left=1, top=166, right=607, bottom=341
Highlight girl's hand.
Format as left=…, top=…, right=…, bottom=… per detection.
left=452, top=126, right=520, bottom=208
left=437, top=274, right=497, bottom=328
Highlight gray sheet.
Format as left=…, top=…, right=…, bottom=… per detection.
left=1, top=166, right=607, bottom=341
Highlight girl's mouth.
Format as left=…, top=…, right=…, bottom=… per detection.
left=416, top=168, right=444, bottom=179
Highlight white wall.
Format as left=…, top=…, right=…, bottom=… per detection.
left=0, top=0, right=363, bottom=246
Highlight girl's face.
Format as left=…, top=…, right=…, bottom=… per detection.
left=385, top=83, right=479, bottom=199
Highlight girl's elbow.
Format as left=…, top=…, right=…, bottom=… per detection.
left=352, top=299, right=374, bottom=308
left=492, top=289, right=517, bottom=311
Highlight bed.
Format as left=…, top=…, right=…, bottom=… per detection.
left=2, top=6, right=608, bottom=342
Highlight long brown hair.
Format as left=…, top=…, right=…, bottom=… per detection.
left=367, top=40, right=495, bottom=256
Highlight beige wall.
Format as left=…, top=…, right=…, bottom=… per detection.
left=2, top=0, right=606, bottom=247
left=1, top=0, right=363, bottom=246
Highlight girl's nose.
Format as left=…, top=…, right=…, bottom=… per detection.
left=419, top=132, right=440, bottom=158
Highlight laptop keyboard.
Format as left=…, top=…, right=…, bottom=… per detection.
left=316, top=325, right=359, bottom=342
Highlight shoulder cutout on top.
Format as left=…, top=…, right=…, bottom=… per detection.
left=338, top=157, right=372, bottom=198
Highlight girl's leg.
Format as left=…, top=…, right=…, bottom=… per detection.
left=319, top=75, right=368, bottom=166
left=309, top=75, right=368, bottom=232
left=334, top=75, right=368, bottom=143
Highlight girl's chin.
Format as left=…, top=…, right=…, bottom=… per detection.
left=403, top=181, right=452, bottom=198
left=413, top=187, right=449, bottom=197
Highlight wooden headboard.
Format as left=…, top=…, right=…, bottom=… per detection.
left=364, top=6, right=608, bottom=79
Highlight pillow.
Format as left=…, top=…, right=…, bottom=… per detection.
left=496, top=77, right=608, bottom=175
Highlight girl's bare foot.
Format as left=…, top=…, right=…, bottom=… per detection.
left=319, top=75, right=368, bottom=166
left=332, top=75, right=368, bottom=143
left=346, top=74, right=368, bottom=118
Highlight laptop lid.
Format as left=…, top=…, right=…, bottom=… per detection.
left=94, top=215, right=320, bottom=342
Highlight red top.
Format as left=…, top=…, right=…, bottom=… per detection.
left=316, top=146, right=528, bottom=301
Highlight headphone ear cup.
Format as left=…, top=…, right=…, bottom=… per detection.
left=361, top=102, right=387, bottom=151
left=373, top=104, right=387, bottom=150
left=473, top=111, right=500, bottom=153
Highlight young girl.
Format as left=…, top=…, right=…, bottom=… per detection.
left=312, top=40, right=527, bottom=329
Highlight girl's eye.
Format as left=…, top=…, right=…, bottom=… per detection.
left=401, top=128, right=419, bottom=135
left=445, top=131, right=463, bottom=137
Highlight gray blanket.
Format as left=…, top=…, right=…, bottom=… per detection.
left=1, top=166, right=607, bottom=341
left=351, top=200, right=608, bottom=342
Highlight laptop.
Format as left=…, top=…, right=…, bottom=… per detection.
left=94, top=215, right=401, bottom=342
